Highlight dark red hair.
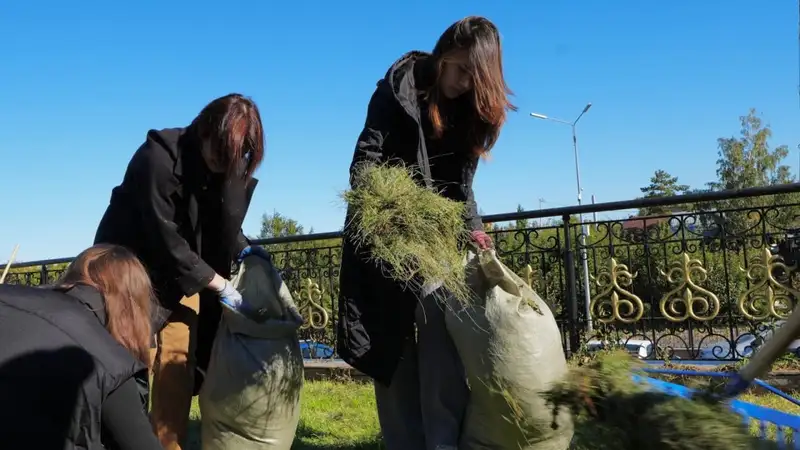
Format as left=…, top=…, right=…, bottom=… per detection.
left=190, top=93, right=265, bottom=178
left=426, top=16, right=516, bottom=157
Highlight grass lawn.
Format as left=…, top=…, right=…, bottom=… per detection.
left=740, top=390, right=800, bottom=415
left=183, top=378, right=800, bottom=450
left=739, top=391, right=800, bottom=440
left=186, top=380, right=384, bottom=450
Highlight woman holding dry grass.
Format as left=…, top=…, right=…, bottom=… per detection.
left=338, top=16, right=516, bottom=450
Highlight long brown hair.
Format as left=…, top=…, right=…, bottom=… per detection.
left=190, top=93, right=265, bottom=179
left=56, top=244, right=154, bottom=366
left=427, top=16, right=517, bottom=156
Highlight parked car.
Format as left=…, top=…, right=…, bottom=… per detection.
left=585, top=338, right=653, bottom=359
left=697, top=321, right=800, bottom=360
left=299, top=339, right=335, bottom=359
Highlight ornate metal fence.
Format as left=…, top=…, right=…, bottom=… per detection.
left=4, top=183, right=800, bottom=361
left=559, top=205, right=800, bottom=361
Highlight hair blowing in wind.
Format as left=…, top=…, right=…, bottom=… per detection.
left=428, top=16, right=517, bottom=155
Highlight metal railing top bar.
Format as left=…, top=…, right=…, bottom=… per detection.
left=482, top=182, right=800, bottom=224
left=0, top=256, right=76, bottom=272
left=252, top=231, right=343, bottom=245
left=5, top=182, right=800, bottom=271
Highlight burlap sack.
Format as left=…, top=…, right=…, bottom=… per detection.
left=199, top=254, right=304, bottom=450
left=445, top=250, right=573, bottom=450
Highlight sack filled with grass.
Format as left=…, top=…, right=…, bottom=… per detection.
left=445, top=249, right=574, bottom=450
left=342, top=161, right=472, bottom=301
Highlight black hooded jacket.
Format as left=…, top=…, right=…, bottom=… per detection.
left=94, top=127, right=257, bottom=375
left=0, top=284, right=158, bottom=450
left=337, top=52, right=484, bottom=385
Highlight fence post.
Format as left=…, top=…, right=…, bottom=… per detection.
left=561, top=214, right=581, bottom=356
left=40, top=264, right=48, bottom=286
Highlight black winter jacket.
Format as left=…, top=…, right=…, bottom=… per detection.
left=94, top=128, right=257, bottom=375
left=0, top=284, right=150, bottom=450
left=337, top=52, right=484, bottom=385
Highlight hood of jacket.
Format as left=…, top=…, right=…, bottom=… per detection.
left=61, top=284, right=108, bottom=326
left=380, top=51, right=436, bottom=123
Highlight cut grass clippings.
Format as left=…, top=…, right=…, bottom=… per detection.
left=342, top=162, right=472, bottom=302
left=181, top=375, right=796, bottom=450
left=547, top=350, right=780, bottom=450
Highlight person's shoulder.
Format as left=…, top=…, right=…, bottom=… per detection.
left=129, top=128, right=185, bottom=178
left=372, top=51, right=430, bottom=120
left=0, top=285, right=100, bottom=334
left=386, top=51, right=429, bottom=75
left=0, top=283, right=64, bottom=304
left=371, top=51, right=431, bottom=114
left=143, top=128, right=183, bottom=162
left=379, top=51, right=430, bottom=88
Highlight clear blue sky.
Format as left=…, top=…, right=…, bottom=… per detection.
left=2, top=1, right=799, bottom=263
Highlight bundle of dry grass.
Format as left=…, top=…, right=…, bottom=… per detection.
left=342, top=162, right=472, bottom=301
left=545, top=351, right=776, bottom=450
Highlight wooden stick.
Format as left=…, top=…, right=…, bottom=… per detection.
left=737, top=305, right=800, bottom=384
left=0, top=244, right=20, bottom=285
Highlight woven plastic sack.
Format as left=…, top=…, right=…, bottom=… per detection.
left=444, top=250, right=573, bottom=450
left=199, top=254, right=304, bottom=450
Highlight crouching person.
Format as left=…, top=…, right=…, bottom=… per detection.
left=0, top=244, right=162, bottom=450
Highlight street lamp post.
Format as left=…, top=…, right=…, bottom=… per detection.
left=530, top=103, right=595, bottom=331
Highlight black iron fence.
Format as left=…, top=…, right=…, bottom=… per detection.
left=5, top=183, right=800, bottom=361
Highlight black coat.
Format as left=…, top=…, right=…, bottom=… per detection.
left=94, top=128, right=257, bottom=375
left=0, top=284, right=147, bottom=450
left=337, top=52, right=484, bottom=386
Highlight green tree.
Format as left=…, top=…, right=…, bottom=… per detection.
left=258, top=211, right=305, bottom=239
left=702, top=108, right=798, bottom=233
left=514, top=204, right=530, bottom=231
left=708, top=109, right=792, bottom=192
left=256, top=211, right=341, bottom=348
left=638, top=170, right=691, bottom=216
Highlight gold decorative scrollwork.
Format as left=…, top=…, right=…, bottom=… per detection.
left=659, top=252, right=720, bottom=322
left=738, top=247, right=800, bottom=320
left=520, top=265, right=534, bottom=288
left=293, top=278, right=329, bottom=329
left=590, top=258, right=644, bottom=324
